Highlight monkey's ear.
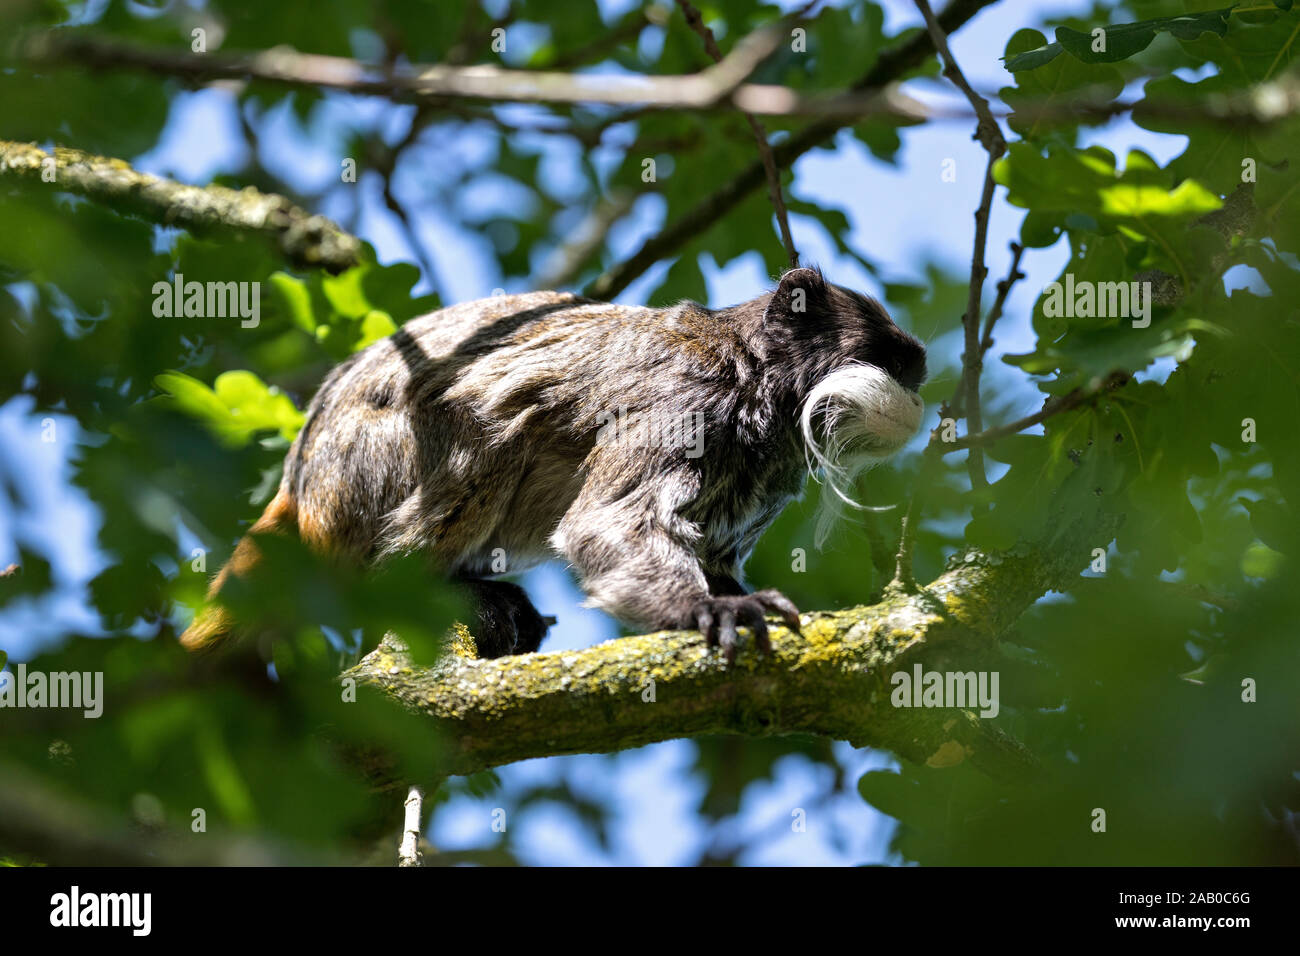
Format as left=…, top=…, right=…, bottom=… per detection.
left=765, top=266, right=830, bottom=322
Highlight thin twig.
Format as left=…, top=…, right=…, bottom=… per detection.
left=545, top=6, right=656, bottom=70
left=375, top=108, right=441, bottom=286
left=398, top=785, right=425, bottom=867
left=534, top=191, right=636, bottom=289
left=958, top=155, right=998, bottom=492
left=942, top=371, right=1131, bottom=452
left=914, top=0, right=1005, bottom=155
left=914, top=0, right=1006, bottom=498
left=585, top=0, right=1000, bottom=299
left=980, top=241, right=1026, bottom=357
left=885, top=0, right=1009, bottom=593
left=888, top=447, right=942, bottom=595
left=441, top=5, right=518, bottom=68
left=677, top=0, right=805, bottom=268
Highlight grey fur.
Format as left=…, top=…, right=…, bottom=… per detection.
left=280, top=267, right=926, bottom=658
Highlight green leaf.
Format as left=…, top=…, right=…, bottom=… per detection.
left=1241, top=541, right=1286, bottom=578
left=1000, top=30, right=1124, bottom=139
left=268, top=271, right=317, bottom=333
left=1055, top=25, right=1148, bottom=63
left=321, top=267, right=371, bottom=319
left=1239, top=498, right=1296, bottom=554
left=155, top=370, right=305, bottom=446
left=1099, top=179, right=1223, bottom=219
left=1056, top=9, right=1232, bottom=64
left=1006, top=8, right=1235, bottom=70
left=356, top=310, right=398, bottom=351
left=1004, top=40, right=1064, bottom=72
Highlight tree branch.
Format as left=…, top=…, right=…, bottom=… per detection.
left=0, top=140, right=361, bottom=273
left=677, top=0, right=804, bottom=268
left=342, top=514, right=1118, bottom=786
left=533, top=191, right=636, bottom=289
left=886, top=0, right=1009, bottom=593
left=397, top=785, right=425, bottom=867
left=584, top=0, right=1000, bottom=299
left=24, top=24, right=786, bottom=112
left=942, top=371, right=1131, bottom=452
left=914, top=0, right=1006, bottom=497
left=980, top=241, right=1026, bottom=357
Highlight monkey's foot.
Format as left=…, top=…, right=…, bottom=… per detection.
left=462, top=578, right=554, bottom=658
left=689, top=590, right=802, bottom=664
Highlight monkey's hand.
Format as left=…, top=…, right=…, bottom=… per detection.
left=688, top=590, right=802, bottom=664
left=558, top=458, right=800, bottom=665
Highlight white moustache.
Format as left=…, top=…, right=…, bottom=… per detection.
left=799, top=363, right=923, bottom=545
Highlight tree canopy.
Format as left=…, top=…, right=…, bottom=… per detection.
left=1, top=0, right=1297, bottom=866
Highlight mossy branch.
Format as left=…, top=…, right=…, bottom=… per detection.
left=344, top=511, right=1117, bottom=785
left=0, top=140, right=361, bottom=273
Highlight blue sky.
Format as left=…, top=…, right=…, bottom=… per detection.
left=0, top=0, right=1207, bottom=864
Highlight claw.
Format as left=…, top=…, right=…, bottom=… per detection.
left=717, top=608, right=739, bottom=664
left=688, top=589, right=800, bottom=663
left=753, top=589, right=802, bottom=635
left=693, top=603, right=716, bottom=647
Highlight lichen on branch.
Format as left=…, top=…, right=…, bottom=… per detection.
left=343, top=511, right=1116, bottom=785
left=0, top=140, right=361, bottom=273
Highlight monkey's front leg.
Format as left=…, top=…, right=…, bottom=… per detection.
left=556, top=475, right=800, bottom=663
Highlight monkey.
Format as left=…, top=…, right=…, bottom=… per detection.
left=179, top=266, right=927, bottom=663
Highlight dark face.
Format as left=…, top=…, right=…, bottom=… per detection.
left=839, top=289, right=928, bottom=393
left=756, top=266, right=929, bottom=405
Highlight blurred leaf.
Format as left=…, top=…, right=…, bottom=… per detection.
left=1004, top=7, right=1234, bottom=70
left=155, top=370, right=305, bottom=446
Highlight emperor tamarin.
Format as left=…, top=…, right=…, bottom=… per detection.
left=180, top=266, right=927, bottom=661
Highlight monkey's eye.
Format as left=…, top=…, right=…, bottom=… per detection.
left=891, top=344, right=928, bottom=392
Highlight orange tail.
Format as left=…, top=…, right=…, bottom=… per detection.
left=180, top=488, right=299, bottom=652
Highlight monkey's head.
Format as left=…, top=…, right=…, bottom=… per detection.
left=759, top=266, right=927, bottom=525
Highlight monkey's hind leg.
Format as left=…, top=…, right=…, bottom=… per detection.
left=458, top=578, right=554, bottom=658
